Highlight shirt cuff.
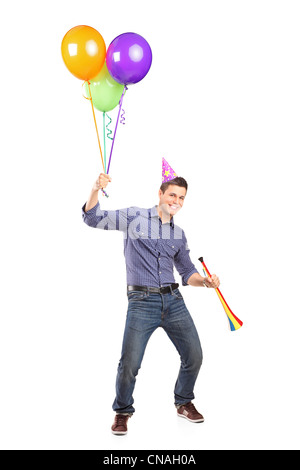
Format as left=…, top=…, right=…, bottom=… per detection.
left=182, top=268, right=199, bottom=286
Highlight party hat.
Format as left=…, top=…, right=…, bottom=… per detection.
left=162, top=158, right=177, bottom=183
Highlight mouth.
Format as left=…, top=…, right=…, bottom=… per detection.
left=168, top=204, right=179, bottom=211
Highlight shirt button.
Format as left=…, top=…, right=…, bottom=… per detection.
left=159, top=272, right=162, bottom=274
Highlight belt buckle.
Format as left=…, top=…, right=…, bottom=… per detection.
left=161, top=285, right=171, bottom=294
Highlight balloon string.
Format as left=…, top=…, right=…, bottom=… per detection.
left=106, top=86, right=127, bottom=174
left=101, top=188, right=109, bottom=198
left=120, top=108, right=126, bottom=125
left=106, top=114, right=113, bottom=140
left=83, top=82, right=108, bottom=197
left=103, top=112, right=107, bottom=173
left=86, top=81, right=105, bottom=173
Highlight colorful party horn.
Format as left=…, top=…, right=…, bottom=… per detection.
left=199, top=257, right=243, bottom=332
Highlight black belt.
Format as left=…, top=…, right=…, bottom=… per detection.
left=127, top=283, right=179, bottom=295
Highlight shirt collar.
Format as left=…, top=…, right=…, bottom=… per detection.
left=150, top=205, right=175, bottom=228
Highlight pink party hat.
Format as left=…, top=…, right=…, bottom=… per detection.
left=162, top=158, right=177, bottom=183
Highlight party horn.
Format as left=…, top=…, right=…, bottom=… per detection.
left=199, top=257, right=243, bottom=332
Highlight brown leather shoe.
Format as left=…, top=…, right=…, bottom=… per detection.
left=111, top=414, right=130, bottom=435
left=177, top=402, right=204, bottom=423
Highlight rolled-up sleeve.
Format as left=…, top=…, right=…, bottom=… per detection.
left=82, top=202, right=130, bottom=232
left=174, top=232, right=199, bottom=286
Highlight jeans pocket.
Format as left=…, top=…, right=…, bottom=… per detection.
left=127, top=291, right=149, bottom=301
left=172, top=289, right=183, bottom=300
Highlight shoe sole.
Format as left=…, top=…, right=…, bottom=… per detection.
left=111, top=430, right=128, bottom=435
left=177, top=412, right=204, bottom=423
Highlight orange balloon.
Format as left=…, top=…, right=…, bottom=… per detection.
left=61, top=25, right=106, bottom=81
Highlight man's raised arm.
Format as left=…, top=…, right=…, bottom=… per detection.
left=84, top=173, right=112, bottom=212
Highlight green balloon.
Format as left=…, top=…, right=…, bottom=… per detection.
left=85, top=62, right=125, bottom=112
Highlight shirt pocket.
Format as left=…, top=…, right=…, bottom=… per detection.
left=161, top=238, right=181, bottom=258
left=128, top=223, right=149, bottom=240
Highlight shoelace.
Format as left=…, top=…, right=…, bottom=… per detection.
left=184, top=402, right=198, bottom=414
left=115, top=415, right=128, bottom=426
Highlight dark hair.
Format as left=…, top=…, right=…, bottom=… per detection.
left=160, top=176, right=188, bottom=194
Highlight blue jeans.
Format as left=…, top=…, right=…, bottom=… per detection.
left=112, top=289, right=203, bottom=414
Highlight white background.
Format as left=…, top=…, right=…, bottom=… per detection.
left=0, top=0, right=299, bottom=450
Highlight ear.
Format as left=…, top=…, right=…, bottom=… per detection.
left=158, top=189, right=162, bottom=198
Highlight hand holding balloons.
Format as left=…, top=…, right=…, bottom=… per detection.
left=61, top=26, right=152, bottom=188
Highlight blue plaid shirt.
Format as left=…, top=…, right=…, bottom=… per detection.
left=82, top=202, right=199, bottom=288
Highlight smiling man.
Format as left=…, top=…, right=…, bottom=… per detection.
left=82, top=163, right=220, bottom=435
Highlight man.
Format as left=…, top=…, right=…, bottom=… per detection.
left=82, top=167, right=220, bottom=435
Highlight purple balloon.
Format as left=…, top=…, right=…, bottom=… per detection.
left=106, top=33, right=152, bottom=85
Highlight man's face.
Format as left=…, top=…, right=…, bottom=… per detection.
left=158, top=185, right=187, bottom=217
